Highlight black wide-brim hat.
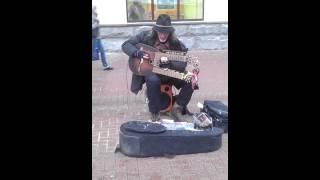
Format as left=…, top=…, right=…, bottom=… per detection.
left=153, top=14, right=175, bottom=33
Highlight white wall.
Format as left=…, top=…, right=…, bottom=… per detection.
left=92, top=0, right=127, bottom=24
left=92, top=0, right=228, bottom=25
left=204, top=0, right=228, bottom=22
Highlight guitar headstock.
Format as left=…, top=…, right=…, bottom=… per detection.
left=186, top=55, right=200, bottom=67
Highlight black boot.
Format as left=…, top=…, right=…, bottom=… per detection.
left=150, top=112, right=160, bottom=122
left=182, top=106, right=193, bottom=116
left=171, top=103, right=184, bottom=122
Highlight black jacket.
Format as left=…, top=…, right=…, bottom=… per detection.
left=122, top=30, right=188, bottom=94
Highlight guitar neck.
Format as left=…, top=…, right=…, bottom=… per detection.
left=136, top=43, right=188, bottom=63
left=155, top=52, right=187, bottom=62
left=152, top=67, right=184, bottom=80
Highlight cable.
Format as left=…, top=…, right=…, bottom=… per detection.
left=126, top=60, right=130, bottom=110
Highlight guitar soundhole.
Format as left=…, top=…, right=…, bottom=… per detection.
left=164, top=87, right=170, bottom=92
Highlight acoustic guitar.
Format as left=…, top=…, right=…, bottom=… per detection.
left=128, top=43, right=199, bottom=88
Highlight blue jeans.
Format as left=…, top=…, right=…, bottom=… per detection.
left=92, top=37, right=108, bottom=67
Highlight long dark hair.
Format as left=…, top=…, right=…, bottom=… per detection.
left=150, top=30, right=181, bottom=50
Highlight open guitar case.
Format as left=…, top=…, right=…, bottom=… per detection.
left=119, top=121, right=223, bottom=157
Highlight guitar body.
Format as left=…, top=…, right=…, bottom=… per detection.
left=129, top=57, right=154, bottom=76
left=128, top=43, right=160, bottom=76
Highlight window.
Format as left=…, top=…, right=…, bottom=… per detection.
left=127, top=0, right=203, bottom=22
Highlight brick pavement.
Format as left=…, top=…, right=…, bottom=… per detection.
left=92, top=50, right=228, bottom=180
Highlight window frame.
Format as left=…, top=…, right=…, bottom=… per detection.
left=126, top=0, right=204, bottom=22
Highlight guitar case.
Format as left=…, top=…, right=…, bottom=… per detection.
left=201, top=100, right=228, bottom=133
left=119, top=121, right=224, bottom=157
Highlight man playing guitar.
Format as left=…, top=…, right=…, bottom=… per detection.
left=122, top=14, right=198, bottom=122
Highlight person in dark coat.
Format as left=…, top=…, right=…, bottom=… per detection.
left=122, top=14, right=194, bottom=121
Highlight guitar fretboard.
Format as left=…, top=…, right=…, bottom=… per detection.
left=154, top=52, right=186, bottom=63
left=152, top=67, right=184, bottom=80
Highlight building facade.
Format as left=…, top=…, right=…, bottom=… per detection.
left=93, top=0, right=228, bottom=52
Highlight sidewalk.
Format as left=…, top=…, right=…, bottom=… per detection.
left=92, top=50, right=228, bottom=180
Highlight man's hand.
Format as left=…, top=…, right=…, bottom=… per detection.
left=133, top=49, right=144, bottom=58
left=133, top=47, right=150, bottom=59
